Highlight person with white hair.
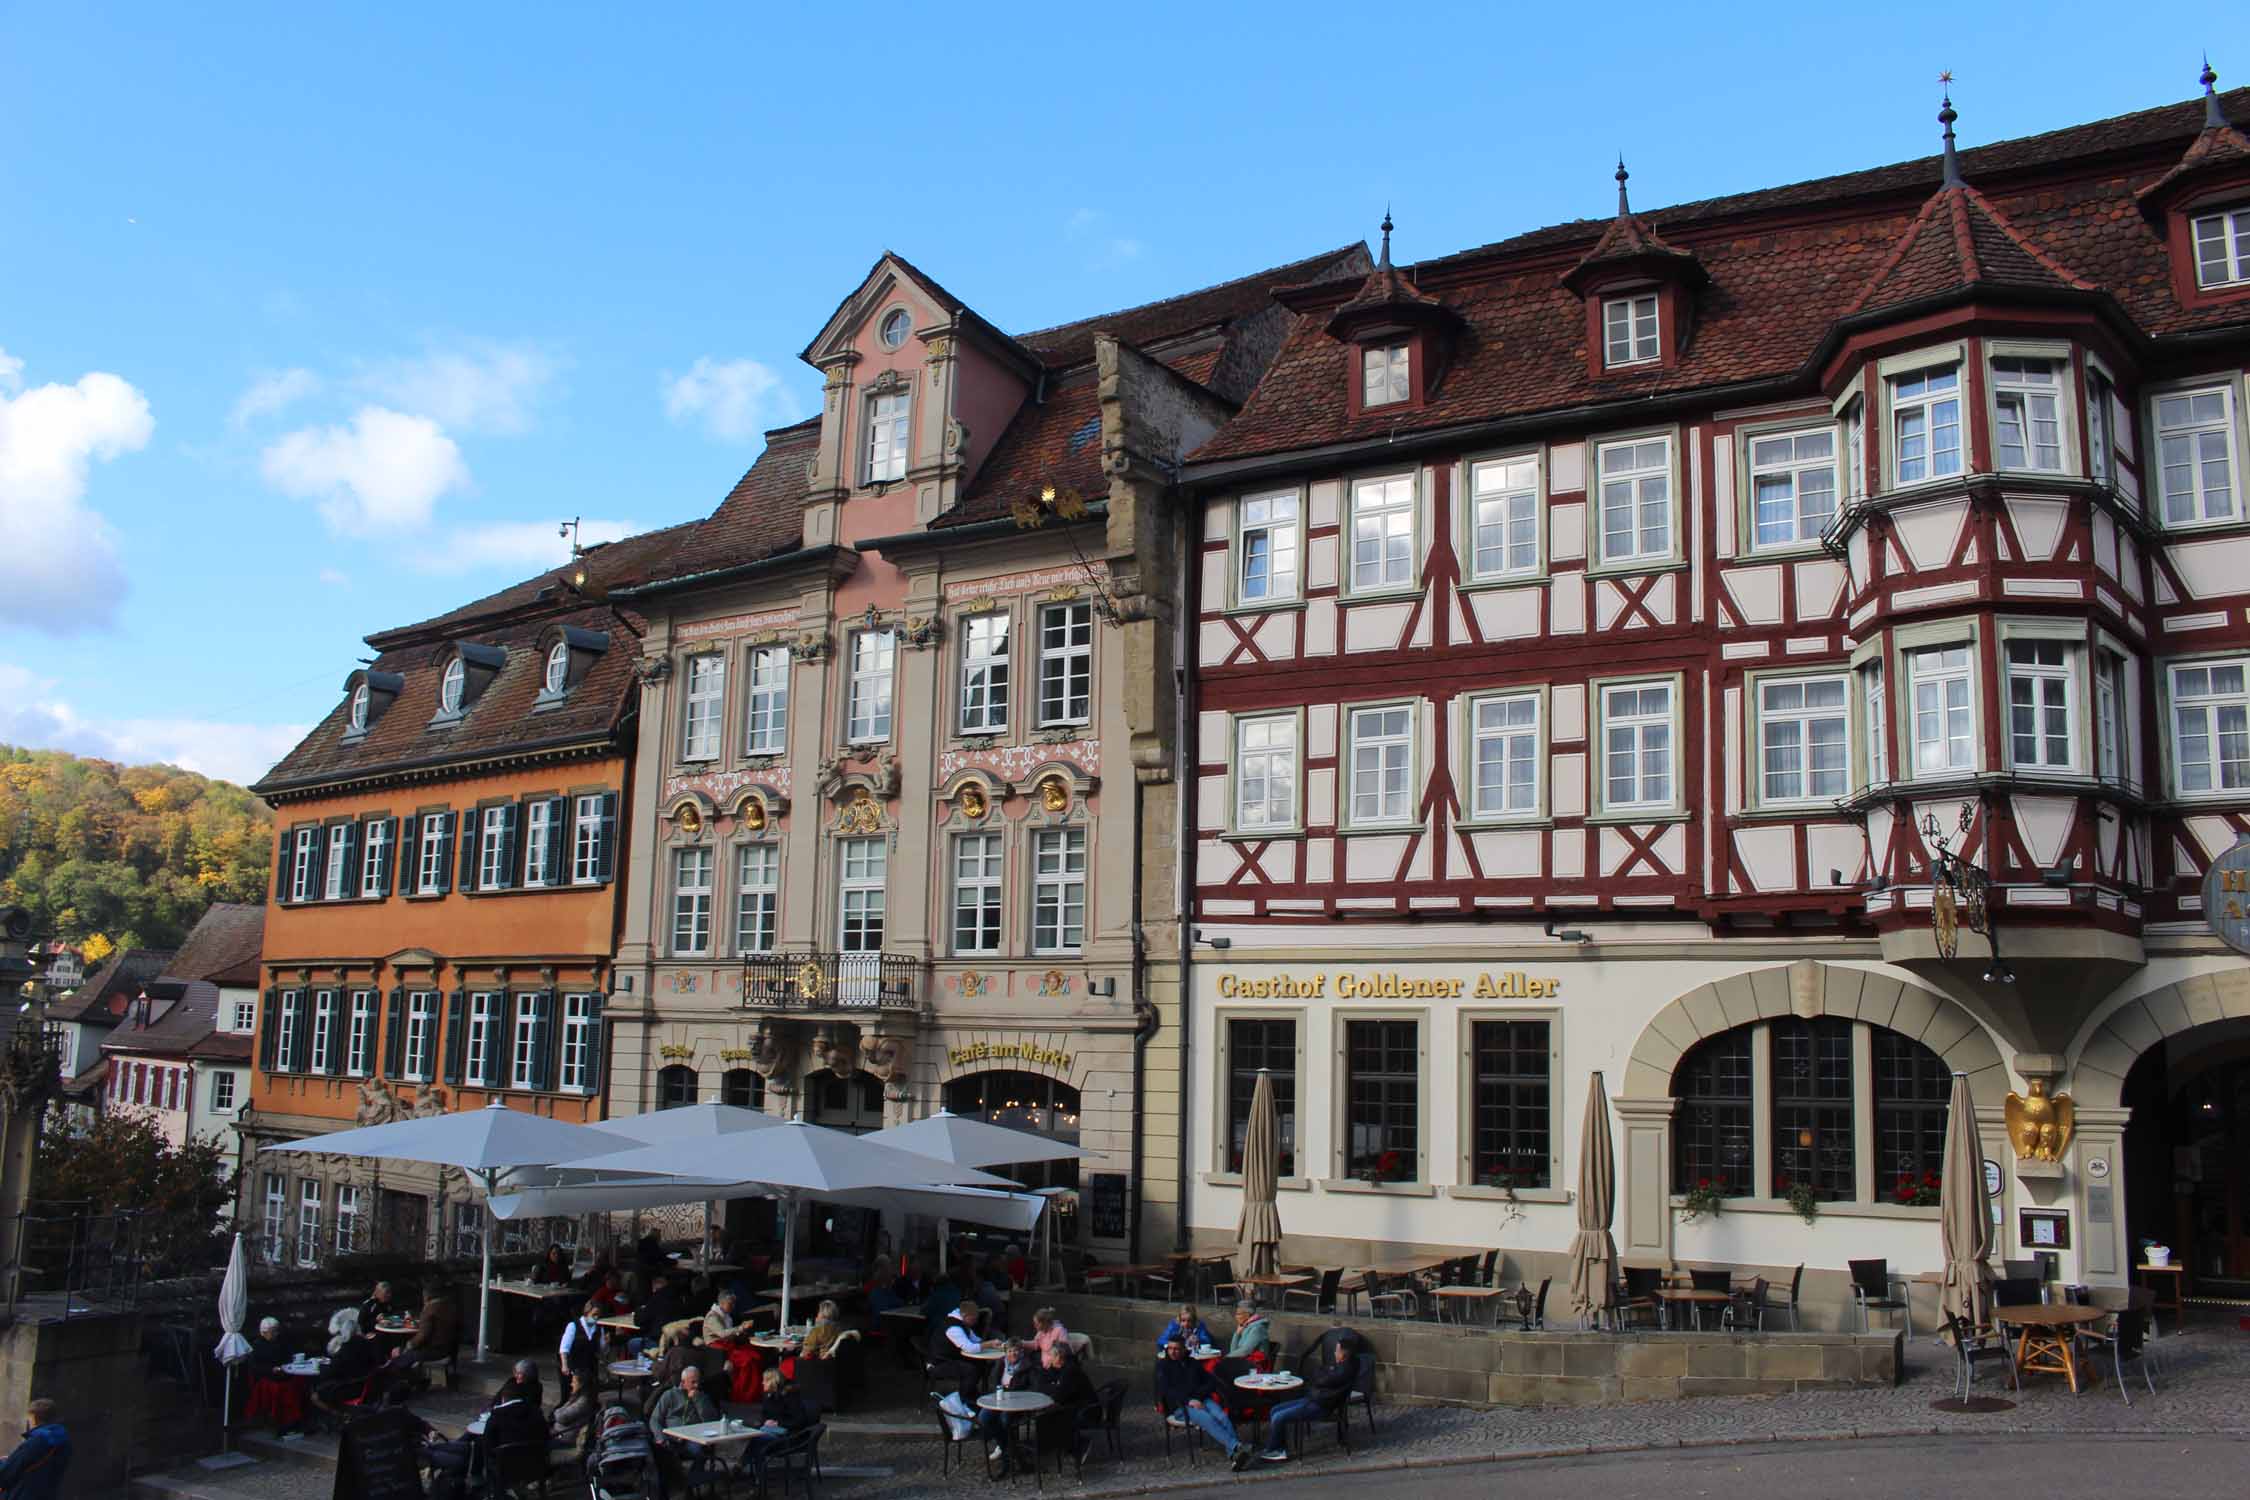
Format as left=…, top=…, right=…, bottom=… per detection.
left=325, top=1306, right=363, bottom=1355
left=244, top=1318, right=307, bottom=1436
left=313, top=1307, right=388, bottom=1423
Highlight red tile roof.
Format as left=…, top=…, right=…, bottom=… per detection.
left=1014, top=246, right=1368, bottom=368
left=628, top=421, right=822, bottom=586
left=1845, top=183, right=2093, bottom=316
left=163, top=903, right=265, bottom=989
left=48, top=948, right=174, bottom=1023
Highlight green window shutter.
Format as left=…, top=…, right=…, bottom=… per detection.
left=379, top=818, right=399, bottom=897
left=383, top=988, right=406, bottom=1077
left=258, top=989, right=280, bottom=1073
left=442, top=991, right=468, bottom=1084
left=305, top=827, right=328, bottom=903
left=338, top=825, right=360, bottom=899
left=399, top=816, right=420, bottom=894
left=292, top=993, right=315, bottom=1075
left=545, top=798, right=568, bottom=884
left=530, top=993, right=555, bottom=1092
left=457, top=807, right=481, bottom=892
left=582, top=992, right=606, bottom=1096
left=594, top=792, right=619, bottom=884
left=514, top=797, right=537, bottom=885
left=495, top=992, right=519, bottom=1088
left=436, top=813, right=456, bottom=895
left=272, top=831, right=291, bottom=903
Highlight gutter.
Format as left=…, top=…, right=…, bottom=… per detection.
left=1173, top=498, right=1198, bottom=1253
left=253, top=730, right=621, bottom=800
left=609, top=544, right=849, bottom=601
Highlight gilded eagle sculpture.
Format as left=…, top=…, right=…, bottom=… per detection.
left=2004, top=1078, right=2075, bottom=1162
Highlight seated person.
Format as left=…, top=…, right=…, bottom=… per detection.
left=928, top=1299, right=983, bottom=1361
left=647, top=1364, right=721, bottom=1486
left=1032, top=1343, right=1096, bottom=1461
left=585, top=1268, right=631, bottom=1317
left=635, top=1229, right=671, bottom=1272
left=1155, top=1334, right=1254, bottom=1470
left=1258, top=1340, right=1360, bottom=1464
left=974, top=1340, right=1038, bottom=1460
left=892, top=1255, right=930, bottom=1307
left=1227, top=1301, right=1272, bottom=1364
left=796, top=1300, right=846, bottom=1361
left=1030, top=1307, right=1071, bottom=1357
left=312, top=1312, right=389, bottom=1420
left=358, top=1280, right=397, bottom=1332
left=575, top=1252, right=617, bottom=1293
left=866, top=1279, right=904, bottom=1316
left=392, top=1292, right=458, bottom=1379
left=243, top=1317, right=307, bottom=1436
left=486, top=1358, right=543, bottom=1414
left=1154, top=1302, right=1216, bottom=1354
left=1004, top=1243, right=1030, bottom=1289
left=426, top=1376, right=544, bottom=1479
left=548, top=1369, right=598, bottom=1453
left=531, top=1245, right=573, bottom=1287
left=701, top=1289, right=742, bottom=1344
left=633, top=1273, right=683, bottom=1356
left=733, top=1367, right=816, bottom=1466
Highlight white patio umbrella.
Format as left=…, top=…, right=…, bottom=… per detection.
left=212, top=1232, right=252, bottom=1454
left=261, top=1099, right=638, bottom=1361
left=552, top=1118, right=1015, bottom=1332
left=870, top=1109, right=1094, bottom=1271
left=586, top=1103, right=789, bottom=1256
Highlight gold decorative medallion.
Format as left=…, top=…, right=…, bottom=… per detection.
left=796, top=961, right=825, bottom=1001
left=675, top=802, right=702, bottom=834
left=1931, top=884, right=1959, bottom=960
left=1038, top=775, right=1070, bottom=814
left=836, top=788, right=882, bottom=834
left=958, top=783, right=989, bottom=820
left=2004, top=1078, right=2076, bottom=1162
left=743, top=798, right=767, bottom=832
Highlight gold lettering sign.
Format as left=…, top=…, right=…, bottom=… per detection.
left=1215, top=970, right=1561, bottom=1000
left=947, top=1041, right=1074, bottom=1072
left=718, top=1047, right=755, bottom=1063
left=658, top=1043, right=696, bottom=1061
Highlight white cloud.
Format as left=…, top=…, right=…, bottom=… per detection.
left=0, top=664, right=306, bottom=787
left=317, top=567, right=350, bottom=587
left=261, top=405, right=470, bottom=534
left=229, top=367, right=322, bottom=428
left=359, top=341, right=563, bottom=436
left=415, top=517, right=642, bottom=576
left=0, top=362, right=153, bottom=634
left=662, top=357, right=801, bottom=443
left=1063, top=209, right=1144, bottom=271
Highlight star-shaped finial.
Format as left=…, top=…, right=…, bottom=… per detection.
left=1938, top=69, right=1953, bottom=89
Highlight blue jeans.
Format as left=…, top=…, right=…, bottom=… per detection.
left=1176, top=1401, right=1241, bottom=1453
left=1263, top=1396, right=1323, bottom=1452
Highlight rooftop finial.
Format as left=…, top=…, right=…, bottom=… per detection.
left=1378, top=207, right=1393, bottom=269
left=2204, top=56, right=2227, bottom=130
left=1615, top=155, right=1631, bottom=217
left=1938, top=73, right=1964, bottom=188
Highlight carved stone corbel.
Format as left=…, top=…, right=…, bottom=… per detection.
left=863, top=1029, right=915, bottom=1100
left=810, top=1021, right=861, bottom=1081
left=747, top=1019, right=799, bottom=1084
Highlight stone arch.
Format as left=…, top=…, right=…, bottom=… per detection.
left=2070, top=969, right=2250, bottom=1109
left=1622, top=958, right=2008, bottom=1106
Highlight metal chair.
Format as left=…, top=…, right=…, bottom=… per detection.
left=929, top=1392, right=980, bottom=1477
left=1724, top=1277, right=1771, bottom=1333
left=1282, top=1267, right=1342, bottom=1316
left=1614, top=1266, right=1661, bottom=1330
left=1848, top=1259, right=1910, bottom=1336
left=1767, top=1264, right=1806, bottom=1331
left=1365, top=1273, right=1417, bottom=1320
left=1939, top=1311, right=2017, bottom=1402
left=2075, top=1290, right=2161, bottom=1406
left=1686, top=1268, right=1733, bottom=1331
left=1528, top=1276, right=1551, bottom=1330
left=488, top=1440, right=555, bottom=1500
left=1476, top=1250, right=1500, bottom=1287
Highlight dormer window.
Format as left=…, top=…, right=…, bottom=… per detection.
left=348, top=685, right=369, bottom=734
left=1888, top=366, right=1963, bottom=485
left=341, top=669, right=401, bottom=738
left=535, top=626, right=608, bottom=706
left=543, top=641, right=569, bottom=696
left=439, top=659, right=466, bottom=715
left=2193, top=205, right=2250, bottom=288
left=1362, top=344, right=1410, bottom=407
left=866, top=390, right=909, bottom=483
left=429, top=643, right=504, bottom=725
left=1602, top=294, right=1659, bottom=367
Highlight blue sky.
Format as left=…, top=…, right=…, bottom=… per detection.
left=0, top=4, right=2231, bottom=784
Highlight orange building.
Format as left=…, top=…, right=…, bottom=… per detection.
left=241, top=536, right=676, bottom=1265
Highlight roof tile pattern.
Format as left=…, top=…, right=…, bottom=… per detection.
left=1846, top=183, right=2093, bottom=315
left=163, top=903, right=264, bottom=989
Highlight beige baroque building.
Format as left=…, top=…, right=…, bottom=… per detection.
left=608, top=246, right=1364, bottom=1257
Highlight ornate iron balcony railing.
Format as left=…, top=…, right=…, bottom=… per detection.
left=740, top=951, right=921, bottom=1012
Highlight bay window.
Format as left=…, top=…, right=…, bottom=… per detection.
left=2192, top=205, right=2250, bottom=289
left=2005, top=639, right=2076, bottom=771
left=1991, top=357, right=2066, bottom=472
left=2170, top=656, right=2250, bottom=795
left=1889, top=365, right=1962, bottom=484
left=1908, top=645, right=1974, bottom=776
left=2096, top=649, right=2124, bottom=783
left=1862, top=660, right=1889, bottom=785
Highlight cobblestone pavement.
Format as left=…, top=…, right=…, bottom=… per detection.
left=136, top=1315, right=2250, bottom=1500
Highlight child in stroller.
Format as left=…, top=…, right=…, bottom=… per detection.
left=585, top=1406, right=663, bottom=1500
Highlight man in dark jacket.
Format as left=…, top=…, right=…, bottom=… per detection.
left=634, top=1273, right=683, bottom=1355
left=1031, top=1342, right=1096, bottom=1465
left=0, top=1400, right=68, bottom=1500
left=1258, top=1340, right=1358, bottom=1462
left=1155, top=1336, right=1252, bottom=1468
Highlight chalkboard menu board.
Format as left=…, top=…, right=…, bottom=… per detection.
left=1088, top=1171, right=1129, bottom=1240
left=335, top=1407, right=426, bottom=1500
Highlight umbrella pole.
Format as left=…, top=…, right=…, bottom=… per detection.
left=779, top=1193, right=797, bottom=1338
left=939, top=1217, right=949, bottom=1275
left=221, top=1365, right=233, bottom=1452
left=477, top=1169, right=494, bottom=1365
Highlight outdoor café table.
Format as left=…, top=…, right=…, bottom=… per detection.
left=1653, top=1287, right=1734, bottom=1331
left=663, top=1416, right=764, bottom=1452
left=750, top=1334, right=800, bottom=1354
left=1084, top=1262, right=1172, bottom=1297
left=1433, top=1285, right=1509, bottom=1327
left=2137, top=1263, right=2186, bottom=1330
left=372, top=1317, right=418, bottom=1341
left=1232, top=1371, right=1303, bottom=1438
left=1995, top=1302, right=2106, bottom=1392
left=976, top=1389, right=1054, bottom=1476
left=487, top=1278, right=552, bottom=1300
left=279, top=1357, right=326, bottom=1378
left=1236, top=1273, right=1311, bottom=1296
left=463, top=1412, right=488, bottom=1438
left=596, top=1314, right=641, bottom=1336
left=1359, top=1256, right=1450, bottom=1277
left=608, top=1357, right=655, bottom=1395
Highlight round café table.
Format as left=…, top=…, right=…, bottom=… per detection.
left=1232, top=1371, right=1302, bottom=1440
left=976, top=1389, right=1054, bottom=1477
left=1993, top=1303, right=2106, bottom=1393
left=1653, top=1288, right=1734, bottom=1331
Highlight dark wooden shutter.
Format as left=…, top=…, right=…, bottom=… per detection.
left=378, top=818, right=399, bottom=897
left=383, top=988, right=407, bottom=1077
left=594, top=792, right=619, bottom=884
left=322, top=994, right=344, bottom=1075
left=544, top=798, right=568, bottom=884
left=258, top=989, right=280, bottom=1072
left=497, top=804, right=519, bottom=889
left=457, top=808, right=482, bottom=892
left=271, top=831, right=291, bottom=902
left=304, top=828, right=327, bottom=903
left=291, top=993, right=315, bottom=1076
left=442, top=990, right=468, bottom=1084
left=529, top=993, right=555, bottom=1092
left=338, top=825, right=360, bottom=899
left=514, top=797, right=537, bottom=885
left=582, top=992, right=606, bottom=1095
left=495, top=992, right=519, bottom=1088
left=436, top=813, right=456, bottom=895
left=399, top=815, right=421, bottom=895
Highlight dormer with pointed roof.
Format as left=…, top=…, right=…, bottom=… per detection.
left=1323, top=214, right=1462, bottom=418
left=1562, top=159, right=1709, bottom=376
left=2136, top=62, right=2250, bottom=307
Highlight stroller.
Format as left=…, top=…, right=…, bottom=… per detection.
left=585, top=1406, right=663, bottom=1500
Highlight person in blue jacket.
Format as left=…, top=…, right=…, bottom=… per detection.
left=1153, top=1302, right=1215, bottom=1354
left=0, top=1399, right=70, bottom=1500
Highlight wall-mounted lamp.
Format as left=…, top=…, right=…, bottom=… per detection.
left=1203, top=935, right=1232, bottom=950
left=1542, top=919, right=1591, bottom=944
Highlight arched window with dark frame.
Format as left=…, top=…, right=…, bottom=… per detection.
left=722, top=1067, right=765, bottom=1111
left=1771, top=1017, right=1854, bottom=1200
left=943, top=1070, right=1082, bottom=1190
left=657, top=1064, right=697, bottom=1110
left=1673, top=1028, right=1751, bottom=1196
left=1873, top=1028, right=1950, bottom=1199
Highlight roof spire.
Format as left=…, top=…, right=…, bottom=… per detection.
left=1615, top=155, right=1631, bottom=217
left=1938, top=73, right=1964, bottom=188
left=2204, top=56, right=2228, bottom=130
left=1378, top=207, right=1393, bottom=270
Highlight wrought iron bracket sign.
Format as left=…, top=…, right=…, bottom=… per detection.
left=1924, top=803, right=2013, bottom=983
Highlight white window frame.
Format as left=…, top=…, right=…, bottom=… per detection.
left=2167, top=655, right=2250, bottom=798
left=345, top=989, right=374, bottom=1077
left=1602, top=292, right=1659, bottom=367
left=571, top=793, right=605, bottom=886
left=1036, top=601, right=1093, bottom=727
left=296, top=1180, right=322, bottom=1268
left=558, top=993, right=596, bottom=1094
left=416, top=811, right=449, bottom=895
left=1990, top=354, right=2070, bottom=475
left=1344, top=702, right=1417, bottom=828
left=1231, top=712, right=1300, bottom=834
left=2152, top=382, right=2242, bottom=528
left=438, top=657, right=465, bottom=716
left=523, top=800, right=554, bottom=889
left=543, top=640, right=570, bottom=696
left=956, top=613, right=1011, bottom=735
left=2087, top=365, right=2119, bottom=492
left=360, top=818, right=390, bottom=899
left=1907, top=644, right=1977, bottom=778
left=323, top=825, right=351, bottom=901
left=1465, top=455, right=1541, bottom=581
left=671, top=846, right=713, bottom=956
left=951, top=831, right=1003, bottom=956
left=348, top=684, right=369, bottom=733
left=464, top=992, right=499, bottom=1087
left=1753, top=673, right=1851, bottom=806
left=276, top=989, right=303, bottom=1072
left=836, top=837, right=887, bottom=953
left=1595, top=678, right=1679, bottom=814
left=1888, top=364, right=1964, bottom=486
left=1030, top=826, right=1088, bottom=955
left=1464, top=690, right=1542, bottom=822
left=290, top=827, right=317, bottom=903
left=2095, top=648, right=2124, bottom=784
left=334, top=1183, right=361, bottom=1256
left=1862, top=659, right=1889, bottom=787
left=228, top=997, right=257, bottom=1035
left=1236, top=491, right=1301, bottom=605
left=743, top=645, right=790, bottom=755
left=403, top=990, right=438, bottom=1083
left=1593, top=434, right=1675, bottom=569
left=681, top=652, right=725, bottom=761
left=846, top=629, right=896, bottom=743
left=260, top=1174, right=286, bottom=1264
left=477, top=804, right=512, bottom=890
left=210, top=1069, right=237, bottom=1113
left=1362, top=343, right=1410, bottom=407
left=1842, top=395, right=1867, bottom=502
left=1746, top=425, right=1839, bottom=551
left=2192, top=205, right=2250, bottom=290
left=734, top=843, right=779, bottom=956
left=2004, top=638, right=2079, bottom=773
left=1347, top=472, right=1417, bottom=593
left=510, top=997, right=541, bottom=1091
left=865, top=389, right=909, bottom=483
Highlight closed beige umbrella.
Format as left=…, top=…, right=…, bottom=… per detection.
left=1939, top=1070, right=1994, bottom=1328
left=1237, top=1068, right=1284, bottom=1278
left=1567, top=1071, right=1619, bottom=1327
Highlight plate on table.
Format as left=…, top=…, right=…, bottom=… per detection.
left=1192, top=1346, right=1222, bottom=1359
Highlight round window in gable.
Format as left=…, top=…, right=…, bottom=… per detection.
left=545, top=641, right=570, bottom=695
left=878, top=309, right=912, bottom=349
left=348, top=684, right=369, bottom=733
left=440, top=658, right=466, bottom=714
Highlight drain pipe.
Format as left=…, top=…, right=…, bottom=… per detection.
left=1172, top=485, right=1200, bottom=1252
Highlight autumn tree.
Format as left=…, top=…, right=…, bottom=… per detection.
left=33, top=1108, right=237, bottom=1276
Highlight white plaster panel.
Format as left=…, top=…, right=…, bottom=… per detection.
left=1550, top=503, right=1585, bottom=563
left=1343, top=602, right=1412, bottom=653
left=1551, top=571, right=1587, bottom=633
left=1723, top=685, right=1742, bottom=815
left=1784, top=636, right=1829, bottom=654
left=1720, top=641, right=1771, bottom=660
left=1867, top=806, right=1894, bottom=877
left=1306, top=600, right=1338, bottom=656
left=1448, top=595, right=1469, bottom=645
left=2007, top=494, right=2068, bottom=561
left=1201, top=899, right=1256, bottom=915
left=1654, top=824, right=1685, bottom=873
left=1647, top=573, right=1677, bottom=624
left=1198, top=621, right=1236, bottom=666
left=1308, top=481, right=1342, bottom=529
left=1793, top=558, right=1847, bottom=620
left=2154, top=564, right=2177, bottom=605
left=1469, top=587, right=1542, bottom=640
left=1194, top=838, right=1232, bottom=880
left=1407, top=836, right=1433, bottom=880
left=1599, top=827, right=1628, bottom=877
left=1724, top=566, right=1784, bottom=626
left=1198, top=710, right=1229, bottom=749
left=1253, top=613, right=1297, bottom=660
left=1307, top=535, right=1338, bottom=592
left=1550, top=441, right=1586, bottom=493
left=1309, top=704, right=1338, bottom=757
left=1469, top=829, right=1543, bottom=876
left=1594, top=579, right=1622, bottom=632
left=1256, top=841, right=1296, bottom=883
left=2186, top=816, right=2236, bottom=861
left=1342, top=835, right=1409, bottom=881
left=2092, top=510, right=2117, bottom=577
left=1202, top=500, right=1233, bottom=542
left=1553, top=685, right=1586, bottom=742
left=1410, top=599, right=1432, bottom=648
left=1713, top=439, right=1735, bottom=559
left=1306, top=838, right=1334, bottom=883
left=1894, top=498, right=1968, bottom=571
left=2169, top=536, right=2250, bottom=600
left=1806, top=823, right=1862, bottom=888
left=1200, top=550, right=1229, bottom=604
left=2010, top=793, right=2076, bottom=869
left=1551, top=829, right=1585, bottom=878
left=1307, top=769, right=1336, bottom=827
left=2163, top=611, right=2225, bottom=633
left=1197, top=773, right=1229, bottom=831
left=1551, top=754, right=1586, bottom=818
left=2001, top=578, right=2085, bottom=598
left=1891, top=580, right=1978, bottom=610
left=1847, top=530, right=1870, bottom=590
left=1733, top=825, right=1795, bottom=891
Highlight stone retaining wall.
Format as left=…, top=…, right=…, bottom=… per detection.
left=1017, top=1293, right=1901, bottom=1409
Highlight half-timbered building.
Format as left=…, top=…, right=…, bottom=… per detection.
left=1176, top=76, right=2250, bottom=1320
